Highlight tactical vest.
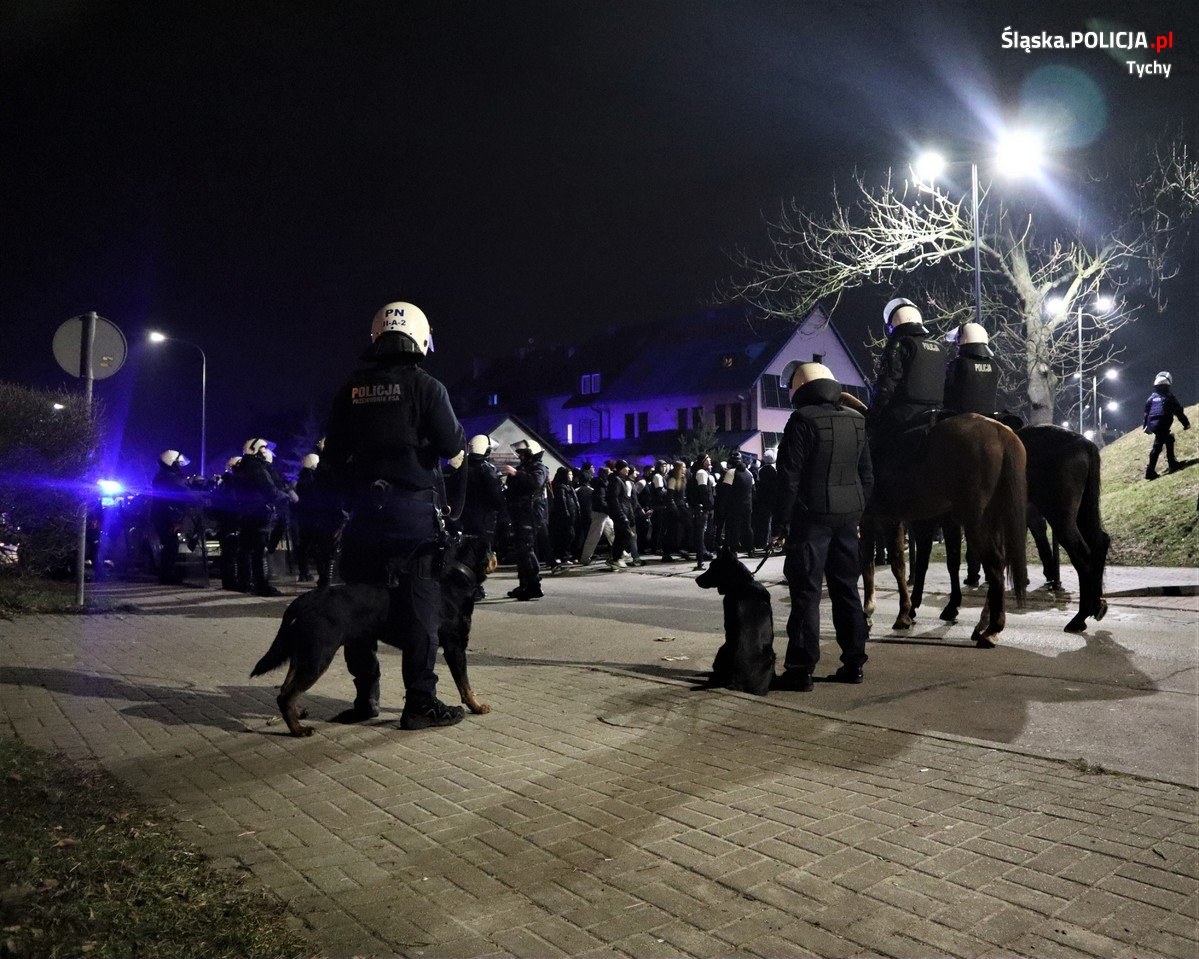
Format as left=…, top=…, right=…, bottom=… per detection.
left=791, top=404, right=867, bottom=525
left=343, top=365, right=422, bottom=483
left=899, top=336, right=947, bottom=406
left=945, top=356, right=999, bottom=414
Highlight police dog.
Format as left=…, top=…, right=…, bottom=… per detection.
left=252, top=534, right=494, bottom=736
left=695, top=546, right=776, bottom=696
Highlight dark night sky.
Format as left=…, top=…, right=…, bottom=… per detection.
left=2, top=0, right=1196, bottom=485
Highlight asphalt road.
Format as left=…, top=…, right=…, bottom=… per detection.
left=465, top=556, right=1199, bottom=786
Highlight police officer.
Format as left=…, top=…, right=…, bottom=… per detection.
left=943, top=322, right=999, bottom=415
left=716, top=451, right=754, bottom=554
left=771, top=362, right=873, bottom=691
left=211, top=456, right=244, bottom=590
left=869, top=298, right=946, bottom=470
left=457, top=434, right=505, bottom=599
left=323, top=301, right=467, bottom=730
left=1143, top=371, right=1191, bottom=480
left=150, top=449, right=192, bottom=585
left=235, top=439, right=292, bottom=597
left=502, top=438, right=549, bottom=599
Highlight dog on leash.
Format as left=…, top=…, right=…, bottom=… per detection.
left=251, top=534, right=494, bottom=736
left=695, top=545, right=776, bottom=696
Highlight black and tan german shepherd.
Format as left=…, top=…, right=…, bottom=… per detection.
left=251, top=534, right=494, bottom=736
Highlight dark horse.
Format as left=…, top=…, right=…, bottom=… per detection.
left=908, top=425, right=1109, bottom=634
left=862, top=413, right=1028, bottom=647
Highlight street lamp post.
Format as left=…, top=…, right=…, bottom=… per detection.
left=149, top=331, right=207, bottom=478
left=914, top=131, right=1043, bottom=333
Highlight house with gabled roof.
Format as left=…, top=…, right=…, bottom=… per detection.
left=448, top=304, right=869, bottom=467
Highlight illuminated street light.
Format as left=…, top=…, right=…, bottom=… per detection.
left=148, top=330, right=208, bottom=478
left=914, top=130, right=1044, bottom=331
left=51, top=402, right=65, bottom=410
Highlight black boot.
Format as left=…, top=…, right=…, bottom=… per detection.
left=254, top=556, right=282, bottom=597
left=333, top=677, right=380, bottom=723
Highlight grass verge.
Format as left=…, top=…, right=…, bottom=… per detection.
left=0, top=737, right=309, bottom=959
left=0, top=575, right=139, bottom=618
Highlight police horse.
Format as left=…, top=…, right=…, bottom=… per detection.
left=908, top=425, right=1109, bottom=634
left=861, top=413, right=1028, bottom=647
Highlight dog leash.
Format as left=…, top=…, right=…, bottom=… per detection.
left=751, top=542, right=774, bottom=576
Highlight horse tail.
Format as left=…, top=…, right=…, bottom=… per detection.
left=1078, top=439, right=1110, bottom=605
left=1000, top=434, right=1028, bottom=608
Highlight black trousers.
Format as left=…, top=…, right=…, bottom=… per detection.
left=1148, top=429, right=1178, bottom=472
left=512, top=517, right=541, bottom=589
left=340, top=490, right=443, bottom=707
left=782, top=520, right=868, bottom=673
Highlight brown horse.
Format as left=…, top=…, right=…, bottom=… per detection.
left=908, top=424, right=1109, bottom=634
left=861, top=413, right=1028, bottom=647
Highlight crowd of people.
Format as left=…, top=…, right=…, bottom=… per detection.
left=144, top=297, right=1187, bottom=728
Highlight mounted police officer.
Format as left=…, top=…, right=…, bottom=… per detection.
left=322, top=301, right=467, bottom=730
left=1143, top=371, right=1191, bottom=480
left=868, top=297, right=946, bottom=471
left=771, top=362, right=873, bottom=691
left=943, top=322, right=999, bottom=415
left=502, top=438, right=549, bottom=599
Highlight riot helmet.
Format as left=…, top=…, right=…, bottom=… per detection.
left=159, top=449, right=190, bottom=468
left=959, top=322, right=989, bottom=346
left=469, top=434, right=496, bottom=456
left=301, top=453, right=320, bottom=469
left=369, top=301, right=433, bottom=356
left=883, top=297, right=922, bottom=335
left=1155, top=371, right=1172, bottom=387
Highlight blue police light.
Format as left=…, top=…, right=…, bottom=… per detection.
left=97, top=480, right=124, bottom=496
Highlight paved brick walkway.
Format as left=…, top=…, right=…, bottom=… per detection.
left=2, top=606, right=1197, bottom=958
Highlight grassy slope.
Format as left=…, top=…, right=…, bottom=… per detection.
left=1099, top=402, right=1198, bottom=567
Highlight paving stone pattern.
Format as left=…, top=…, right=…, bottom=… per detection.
left=1, top=612, right=1196, bottom=958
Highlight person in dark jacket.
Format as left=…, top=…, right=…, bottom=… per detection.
left=751, top=449, right=778, bottom=550
left=771, top=362, right=874, bottom=691
left=943, top=322, right=999, bottom=415
left=150, top=449, right=193, bottom=585
left=210, top=456, right=245, bottom=590
left=235, top=439, right=294, bottom=597
left=457, top=434, right=505, bottom=598
left=322, top=300, right=467, bottom=731
left=549, top=466, right=580, bottom=566
left=1143, top=371, right=1191, bottom=480
left=571, top=464, right=594, bottom=560
left=502, top=438, right=550, bottom=599
left=687, top=454, right=715, bottom=570
left=606, top=460, right=639, bottom=568
left=869, top=298, right=946, bottom=471
left=715, top=451, right=754, bottom=553
left=579, top=465, right=615, bottom=564
left=292, top=452, right=321, bottom=582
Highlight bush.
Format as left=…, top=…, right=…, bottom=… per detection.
left=0, top=381, right=103, bottom=577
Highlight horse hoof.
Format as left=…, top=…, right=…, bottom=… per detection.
left=1094, top=600, right=1108, bottom=622
left=891, top=621, right=911, bottom=631
left=1063, top=617, right=1087, bottom=634
left=971, top=628, right=997, bottom=648
left=939, top=607, right=958, bottom=622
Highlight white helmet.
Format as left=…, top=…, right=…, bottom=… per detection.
left=159, top=449, right=190, bottom=468
left=1155, top=371, right=1172, bottom=386
left=261, top=448, right=276, bottom=464
left=959, top=322, right=989, bottom=346
left=883, top=297, right=922, bottom=334
left=243, top=437, right=273, bottom=457
left=469, top=434, right=495, bottom=456
left=301, top=453, right=320, bottom=469
left=762, top=448, right=777, bottom=465
left=512, top=438, right=543, bottom=456
left=780, top=360, right=836, bottom=395
left=225, top=456, right=242, bottom=471
left=370, top=301, right=433, bottom=356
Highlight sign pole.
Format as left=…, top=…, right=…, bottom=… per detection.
left=74, top=312, right=97, bottom=606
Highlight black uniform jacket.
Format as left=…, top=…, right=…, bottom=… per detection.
left=1144, top=386, right=1191, bottom=434
left=773, top=378, right=874, bottom=536
left=943, top=343, right=999, bottom=415
left=323, top=359, right=464, bottom=493
left=869, top=323, right=946, bottom=423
